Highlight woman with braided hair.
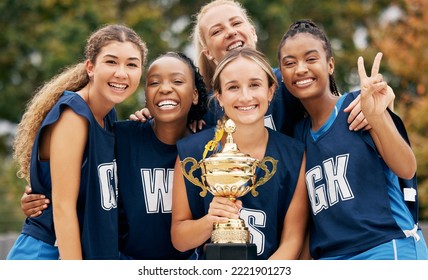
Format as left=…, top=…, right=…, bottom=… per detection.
left=278, top=19, right=428, bottom=259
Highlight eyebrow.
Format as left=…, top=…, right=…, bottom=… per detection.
left=208, top=16, right=244, bottom=32
left=223, top=77, right=263, bottom=85
left=281, top=49, right=319, bottom=62
left=103, top=54, right=141, bottom=62
left=148, top=72, right=187, bottom=78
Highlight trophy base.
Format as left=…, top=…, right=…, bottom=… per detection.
left=204, top=243, right=257, bottom=260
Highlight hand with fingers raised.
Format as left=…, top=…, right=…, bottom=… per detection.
left=358, top=52, right=393, bottom=119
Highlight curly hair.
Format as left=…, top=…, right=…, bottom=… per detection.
left=152, top=52, right=208, bottom=124
left=13, top=24, right=148, bottom=183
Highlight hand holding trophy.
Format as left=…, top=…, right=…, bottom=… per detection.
left=181, top=119, right=277, bottom=259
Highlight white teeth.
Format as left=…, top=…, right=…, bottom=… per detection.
left=158, top=100, right=178, bottom=107
left=237, top=105, right=256, bottom=111
left=295, top=79, right=313, bottom=86
left=109, top=83, right=127, bottom=89
left=227, top=41, right=243, bottom=51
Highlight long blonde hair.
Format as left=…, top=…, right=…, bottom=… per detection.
left=13, top=24, right=148, bottom=183
left=191, top=0, right=255, bottom=90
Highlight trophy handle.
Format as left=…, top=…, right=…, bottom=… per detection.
left=181, top=157, right=208, bottom=197
left=251, top=156, right=278, bottom=197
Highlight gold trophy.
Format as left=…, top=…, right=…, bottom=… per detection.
left=181, top=119, right=277, bottom=259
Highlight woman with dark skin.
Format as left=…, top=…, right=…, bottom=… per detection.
left=278, top=19, right=427, bottom=259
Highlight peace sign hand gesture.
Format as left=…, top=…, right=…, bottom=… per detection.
left=358, top=52, right=394, bottom=119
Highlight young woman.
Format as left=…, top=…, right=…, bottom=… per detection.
left=171, top=47, right=309, bottom=260
left=19, top=52, right=208, bottom=260
left=277, top=19, right=428, bottom=260
left=131, top=0, right=368, bottom=135
left=7, top=24, right=147, bottom=260
left=115, top=52, right=207, bottom=259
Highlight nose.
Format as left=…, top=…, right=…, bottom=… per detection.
left=240, top=86, right=252, bottom=101
left=225, top=26, right=238, bottom=38
left=114, top=65, right=127, bottom=78
left=296, top=61, right=308, bottom=74
left=159, top=81, right=172, bottom=94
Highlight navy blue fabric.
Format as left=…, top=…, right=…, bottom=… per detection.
left=177, top=127, right=304, bottom=259
left=294, top=91, right=418, bottom=259
left=20, top=91, right=118, bottom=260
left=115, top=120, right=191, bottom=259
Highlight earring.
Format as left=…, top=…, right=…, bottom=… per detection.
left=220, top=106, right=224, bottom=112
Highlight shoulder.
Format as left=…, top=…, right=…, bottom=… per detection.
left=269, top=129, right=304, bottom=150
left=177, top=128, right=215, bottom=158
left=114, top=119, right=149, bottom=130
left=177, top=127, right=215, bottom=147
left=52, top=91, right=92, bottom=121
left=343, top=90, right=361, bottom=102
left=114, top=120, right=151, bottom=140
left=293, top=117, right=311, bottom=141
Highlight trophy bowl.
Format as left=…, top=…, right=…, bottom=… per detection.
left=201, top=151, right=259, bottom=200
left=181, top=119, right=277, bottom=245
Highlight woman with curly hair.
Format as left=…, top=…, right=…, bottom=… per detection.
left=8, top=24, right=147, bottom=260
left=19, top=52, right=208, bottom=260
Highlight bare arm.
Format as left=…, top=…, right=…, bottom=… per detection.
left=171, top=156, right=241, bottom=252
left=50, top=108, right=87, bottom=259
left=359, top=53, right=416, bottom=179
left=269, top=153, right=309, bottom=259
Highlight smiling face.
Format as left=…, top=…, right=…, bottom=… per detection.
left=216, top=56, right=274, bottom=127
left=145, top=56, right=198, bottom=124
left=199, top=3, right=257, bottom=64
left=279, top=33, right=334, bottom=101
left=86, top=41, right=143, bottom=106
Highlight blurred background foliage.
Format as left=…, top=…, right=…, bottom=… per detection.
left=0, top=0, right=427, bottom=233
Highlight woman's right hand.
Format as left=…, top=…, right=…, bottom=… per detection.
left=207, top=196, right=242, bottom=224
left=21, top=185, right=50, bottom=217
left=129, top=107, right=152, bottom=122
